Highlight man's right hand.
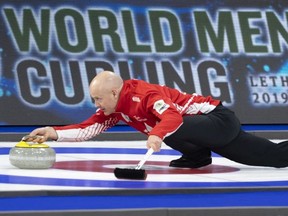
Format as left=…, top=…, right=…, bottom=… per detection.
left=22, top=127, right=58, bottom=143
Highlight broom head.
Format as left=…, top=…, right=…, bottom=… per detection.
left=114, top=167, right=147, bottom=180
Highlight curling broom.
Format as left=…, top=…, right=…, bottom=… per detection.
left=114, top=148, right=154, bottom=180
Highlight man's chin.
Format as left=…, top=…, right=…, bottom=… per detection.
left=103, top=109, right=115, bottom=116
left=103, top=111, right=111, bottom=116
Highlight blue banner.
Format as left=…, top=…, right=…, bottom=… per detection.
left=0, top=0, right=287, bottom=125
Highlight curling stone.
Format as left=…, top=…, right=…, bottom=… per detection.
left=9, top=141, right=56, bottom=169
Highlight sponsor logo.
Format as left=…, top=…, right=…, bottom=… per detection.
left=134, top=116, right=147, bottom=121
left=153, top=99, right=170, bottom=114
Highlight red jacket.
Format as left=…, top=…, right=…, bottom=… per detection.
left=54, top=79, right=220, bottom=141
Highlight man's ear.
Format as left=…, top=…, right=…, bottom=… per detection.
left=112, top=89, right=117, bottom=97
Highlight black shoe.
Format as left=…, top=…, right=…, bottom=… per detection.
left=169, top=155, right=212, bottom=168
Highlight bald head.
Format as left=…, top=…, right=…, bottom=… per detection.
left=89, top=71, right=124, bottom=115
left=90, top=71, right=123, bottom=93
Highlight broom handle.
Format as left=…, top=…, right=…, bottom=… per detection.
left=135, top=148, right=154, bottom=170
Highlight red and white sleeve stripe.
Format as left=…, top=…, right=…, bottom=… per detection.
left=54, top=115, right=119, bottom=142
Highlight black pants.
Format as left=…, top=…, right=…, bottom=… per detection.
left=164, top=105, right=288, bottom=168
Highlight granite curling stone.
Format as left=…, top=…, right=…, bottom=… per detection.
left=9, top=141, right=56, bottom=169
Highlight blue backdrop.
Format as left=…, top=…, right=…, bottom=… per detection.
left=0, top=0, right=288, bottom=125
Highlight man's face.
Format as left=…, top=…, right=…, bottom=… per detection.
left=91, top=89, right=118, bottom=116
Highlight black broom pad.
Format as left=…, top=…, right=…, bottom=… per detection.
left=114, top=168, right=147, bottom=180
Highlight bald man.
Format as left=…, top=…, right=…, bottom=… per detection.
left=27, top=71, right=288, bottom=169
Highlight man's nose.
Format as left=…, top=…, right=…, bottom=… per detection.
left=95, top=101, right=100, bottom=107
